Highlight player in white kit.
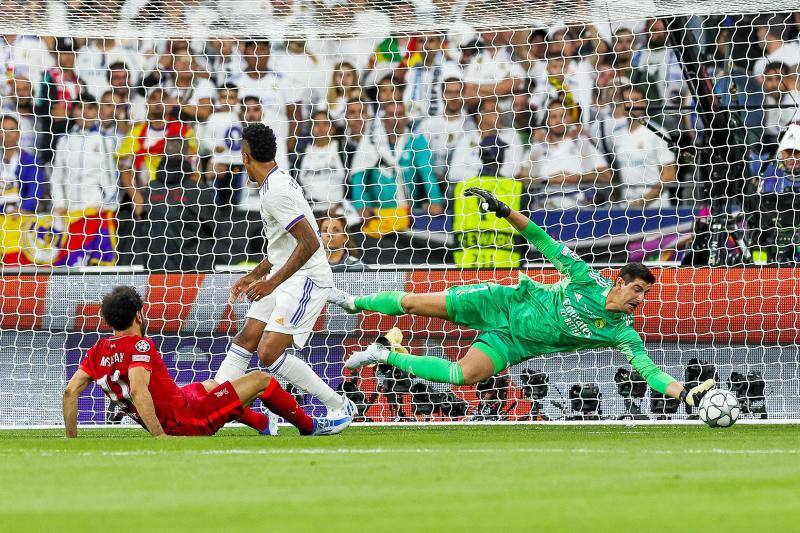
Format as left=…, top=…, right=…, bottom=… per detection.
left=214, top=123, right=355, bottom=426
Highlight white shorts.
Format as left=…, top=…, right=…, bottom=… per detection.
left=245, top=275, right=331, bottom=348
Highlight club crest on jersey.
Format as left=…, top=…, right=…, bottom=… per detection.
left=135, top=340, right=150, bottom=352
left=594, top=319, right=606, bottom=329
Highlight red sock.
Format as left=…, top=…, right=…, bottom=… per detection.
left=260, top=378, right=314, bottom=435
left=237, top=407, right=269, bottom=433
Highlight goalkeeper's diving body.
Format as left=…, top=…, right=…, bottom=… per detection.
left=329, top=188, right=715, bottom=407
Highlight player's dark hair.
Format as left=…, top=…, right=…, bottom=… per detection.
left=101, top=286, right=144, bottom=331
left=619, top=263, right=656, bottom=285
left=242, top=123, right=277, bottom=163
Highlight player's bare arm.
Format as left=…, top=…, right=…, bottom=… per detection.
left=62, top=368, right=92, bottom=438
left=128, top=366, right=170, bottom=438
left=245, top=218, right=320, bottom=301
left=230, top=257, right=273, bottom=303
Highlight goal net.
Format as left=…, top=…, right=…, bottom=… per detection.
left=1, top=1, right=799, bottom=426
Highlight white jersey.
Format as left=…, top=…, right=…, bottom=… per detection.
left=258, top=167, right=333, bottom=286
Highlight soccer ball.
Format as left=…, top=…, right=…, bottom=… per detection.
left=698, top=389, right=740, bottom=428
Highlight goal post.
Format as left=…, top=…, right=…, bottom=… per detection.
left=1, top=1, right=799, bottom=426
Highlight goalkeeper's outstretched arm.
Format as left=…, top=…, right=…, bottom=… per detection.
left=619, top=332, right=714, bottom=406
left=465, top=188, right=591, bottom=280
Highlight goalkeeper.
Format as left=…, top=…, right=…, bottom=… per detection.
left=328, top=188, right=714, bottom=407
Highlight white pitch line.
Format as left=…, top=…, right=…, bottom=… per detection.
left=1, top=447, right=800, bottom=458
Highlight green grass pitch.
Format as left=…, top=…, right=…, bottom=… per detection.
left=1, top=425, right=799, bottom=532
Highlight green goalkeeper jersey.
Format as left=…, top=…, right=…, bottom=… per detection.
left=448, top=221, right=676, bottom=394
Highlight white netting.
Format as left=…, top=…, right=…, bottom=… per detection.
left=1, top=1, right=799, bottom=426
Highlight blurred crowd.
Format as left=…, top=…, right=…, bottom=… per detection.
left=3, top=4, right=800, bottom=268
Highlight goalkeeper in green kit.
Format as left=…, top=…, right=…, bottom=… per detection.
left=328, top=188, right=715, bottom=407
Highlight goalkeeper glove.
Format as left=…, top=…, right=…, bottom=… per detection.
left=679, top=378, right=716, bottom=407
left=464, top=187, right=511, bottom=218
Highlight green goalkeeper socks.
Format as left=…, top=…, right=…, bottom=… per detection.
left=355, top=291, right=465, bottom=384
left=354, top=291, right=407, bottom=315
left=387, top=351, right=465, bottom=385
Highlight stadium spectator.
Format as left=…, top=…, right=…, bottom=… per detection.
left=529, top=55, right=585, bottom=126
left=530, top=27, right=595, bottom=121
left=449, top=99, right=524, bottom=183
left=51, top=95, right=118, bottom=216
left=0, top=34, right=53, bottom=89
left=0, top=112, right=44, bottom=214
left=235, top=39, right=301, bottom=166
left=76, top=38, right=144, bottom=97
left=209, top=92, right=266, bottom=264
left=116, top=87, right=197, bottom=220
left=632, top=19, right=684, bottom=106
left=202, top=83, right=244, bottom=208
left=2, top=74, right=37, bottom=151
left=757, top=122, right=800, bottom=193
left=462, top=30, right=525, bottom=113
left=598, top=84, right=677, bottom=208
left=457, top=34, right=483, bottom=69
left=242, top=94, right=263, bottom=126
left=204, top=38, right=246, bottom=86
left=319, top=209, right=367, bottom=271
left=326, top=61, right=361, bottom=129
left=373, top=72, right=404, bottom=118
left=759, top=62, right=800, bottom=147
left=522, top=101, right=611, bottom=209
left=294, top=109, right=348, bottom=217
left=140, top=40, right=191, bottom=90
left=105, top=61, right=147, bottom=124
left=36, top=37, right=85, bottom=164
left=589, top=52, right=623, bottom=120
left=747, top=123, right=800, bottom=262
left=161, top=52, right=214, bottom=124
left=402, top=31, right=460, bottom=123
left=236, top=94, right=265, bottom=211
left=572, top=24, right=603, bottom=59
left=340, top=98, right=371, bottom=174
left=418, top=76, right=477, bottom=184
left=50, top=95, right=119, bottom=265
left=527, top=26, right=568, bottom=85
left=272, top=34, right=328, bottom=110
left=520, top=28, right=548, bottom=75
left=753, top=24, right=800, bottom=78
left=143, top=136, right=216, bottom=271
left=611, top=27, right=636, bottom=76
left=99, top=89, right=130, bottom=139
left=351, top=100, right=444, bottom=222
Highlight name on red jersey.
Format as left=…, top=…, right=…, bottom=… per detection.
left=100, top=353, right=125, bottom=367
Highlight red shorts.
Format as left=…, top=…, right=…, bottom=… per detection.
left=167, top=382, right=242, bottom=436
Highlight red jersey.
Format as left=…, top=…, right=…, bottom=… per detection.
left=79, top=335, right=187, bottom=428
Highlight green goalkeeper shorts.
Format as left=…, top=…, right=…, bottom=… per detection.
left=445, top=283, right=527, bottom=371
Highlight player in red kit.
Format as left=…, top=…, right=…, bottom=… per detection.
left=62, top=286, right=351, bottom=438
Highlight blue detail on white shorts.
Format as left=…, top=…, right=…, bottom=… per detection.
left=290, top=278, right=313, bottom=326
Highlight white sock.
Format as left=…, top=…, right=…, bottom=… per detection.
left=268, top=352, right=345, bottom=412
left=214, top=343, right=252, bottom=383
